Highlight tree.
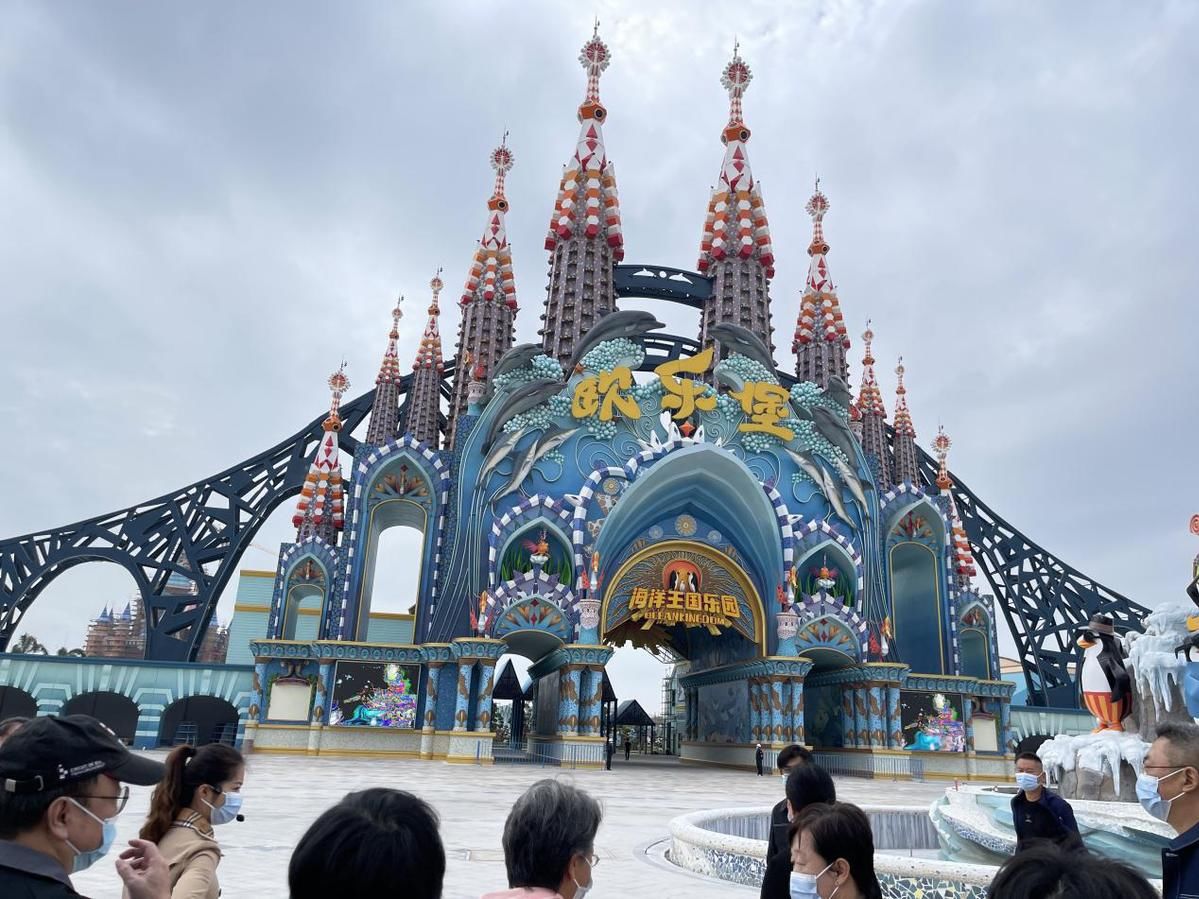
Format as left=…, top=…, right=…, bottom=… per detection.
left=56, top=647, right=86, bottom=657
left=12, top=634, right=47, bottom=655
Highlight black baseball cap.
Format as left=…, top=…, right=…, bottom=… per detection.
left=0, top=715, right=165, bottom=794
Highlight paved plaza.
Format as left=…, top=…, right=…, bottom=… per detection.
left=74, top=754, right=946, bottom=899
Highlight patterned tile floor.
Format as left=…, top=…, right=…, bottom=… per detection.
left=73, top=754, right=948, bottom=899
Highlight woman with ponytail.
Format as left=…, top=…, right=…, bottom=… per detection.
left=133, top=743, right=244, bottom=899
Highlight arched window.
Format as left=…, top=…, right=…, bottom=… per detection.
left=959, top=629, right=990, bottom=680
left=279, top=558, right=327, bottom=641
left=888, top=504, right=947, bottom=675
left=62, top=691, right=139, bottom=745
left=157, top=696, right=240, bottom=747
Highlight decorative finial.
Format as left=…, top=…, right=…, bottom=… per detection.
left=324, top=362, right=349, bottom=431
left=490, top=139, right=515, bottom=199
left=391, top=293, right=404, bottom=329
left=895, top=356, right=906, bottom=386
left=863, top=318, right=873, bottom=347
left=579, top=26, right=611, bottom=106
left=721, top=43, right=753, bottom=128
left=430, top=268, right=443, bottom=301
left=932, top=424, right=953, bottom=490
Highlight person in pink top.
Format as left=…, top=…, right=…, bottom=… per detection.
left=482, top=779, right=601, bottom=899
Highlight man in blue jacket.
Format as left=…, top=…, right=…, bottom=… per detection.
left=1140, top=722, right=1199, bottom=899
left=1011, top=751, right=1079, bottom=851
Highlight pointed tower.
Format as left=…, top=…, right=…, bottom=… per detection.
left=447, top=143, right=518, bottom=449
left=891, top=357, right=920, bottom=485
left=792, top=185, right=850, bottom=387
left=292, top=366, right=349, bottom=545
left=856, top=321, right=892, bottom=489
left=365, top=295, right=404, bottom=446
left=402, top=272, right=445, bottom=448
left=541, top=24, right=625, bottom=367
left=932, top=426, right=977, bottom=588
left=697, top=43, right=776, bottom=357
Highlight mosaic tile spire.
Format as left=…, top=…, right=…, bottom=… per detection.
left=364, top=295, right=404, bottom=446
left=793, top=184, right=850, bottom=387
left=933, top=426, right=977, bottom=587
left=698, top=42, right=776, bottom=359
left=293, top=366, right=348, bottom=544
left=403, top=272, right=445, bottom=448
left=540, top=23, right=625, bottom=367
left=856, top=321, right=892, bottom=489
left=891, top=357, right=920, bottom=485
left=447, top=142, right=518, bottom=449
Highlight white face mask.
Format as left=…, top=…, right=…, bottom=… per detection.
left=789, top=862, right=835, bottom=899
left=572, top=855, right=593, bottom=899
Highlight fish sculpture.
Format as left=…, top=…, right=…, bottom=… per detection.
left=707, top=322, right=776, bottom=372
left=495, top=425, right=580, bottom=500
left=492, top=343, right=547, bottom=380
left=482, top=378, right=564, bottom=451
left=567, top=310, right=665, bottom=372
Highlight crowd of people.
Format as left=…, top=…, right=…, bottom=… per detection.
left=3, top=713, right=1199, bottom=898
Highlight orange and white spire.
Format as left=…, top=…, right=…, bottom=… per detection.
left=293, top=366, right=348, bottom=544
left=364, top=295, right=404, bottom=446
left=891, top=357, right=920, bottom=485
left=697, top=42, right=774, bottom=277
left=793, top=183, right=850, bottom=387
left=933, top=427, right=977, bottom=584
left=461, top=142, right=518, bottom=312
left=545, top=23, right=624, bottom=260
left=413, top=272, right=444, bottom=372
left=856, top=321, right=887, bottom=418
left=893, top=357, right=916, bottom=438
left=404, top=273, right=446, bottom=448
left=855, top=321, right=892, bottom=488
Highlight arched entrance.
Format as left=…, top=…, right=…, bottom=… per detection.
left=158, top=696, right=240, bottom=747
left=62, top=691, right=139, bottom=745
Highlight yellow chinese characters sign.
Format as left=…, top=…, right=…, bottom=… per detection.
left=570, top=347, right=792, bottom=440
left=629, top=586, right=741, bottom=635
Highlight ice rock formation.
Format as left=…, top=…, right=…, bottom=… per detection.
left=1037, top=731, right=1147, bottom=801
left=1123, top=600, right=1195, bottom=740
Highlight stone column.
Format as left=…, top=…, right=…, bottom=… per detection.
left=779, top=679, right=794, bottom=743
left=854, top=686, right=870, bottom=747
left=421, top=662, right=442, bottom=759
left=769, top=678, right=785, bottom=744
left=750, top=679, right=764, bottom=743
left=886, top=685, right=902, bottom=749
left=791, top=678, right=805, bottom=745
left=690, top=687, right=700, bottom=740
left=840, top=687, right=856, bottom=747
left=580, top=666, right=604, bottom=736
left=243, top=660, right=268, bottom=753
left=999, top=699, right=1012, bottom=754
left=962, top=696, right=975, bottom=753
left=474, top=660, right=496, bottom=732
left=557, top=666, right=582, bottom=735
left=867, top=685, right=885, bottom=747
left=453, top=659, right=472, bottom=732
left=313, top=663, right=333, bottom=725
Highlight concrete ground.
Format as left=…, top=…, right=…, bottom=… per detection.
left=74, top=753, right=948, bottom=899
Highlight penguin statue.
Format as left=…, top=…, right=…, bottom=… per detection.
left=1077, top=613, right=1132, bottom=733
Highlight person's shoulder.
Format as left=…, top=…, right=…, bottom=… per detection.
left=0, top=865, right=81, bottom=898
left=1044, top=790, right=1073, bottom=810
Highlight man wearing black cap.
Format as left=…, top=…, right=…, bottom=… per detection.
left=0, top=715, right=171, bottom=898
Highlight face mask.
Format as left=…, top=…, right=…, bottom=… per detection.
left=203, top=790, right=243, bottom=826
left=1137, top=769, right=1187, bottom=822
left=572, top=854, right=593, bottom=899
left=789, top=862, right=834, bottom=899
left=1015, top=772, right=1041, bottom=792
left=64, top=798, right=117, bottom=872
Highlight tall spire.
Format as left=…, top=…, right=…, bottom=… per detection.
left=792, top=183, right=850, bottom=387
left=933, top=426, right=977, bottom=588
left=697, top=42, right=776, bottom=359
left=293, top=366, right=348, bottom=544
left=540, top=24, right=625, bottom=367
left=891, top=357, right=920, bottom=485
left=447, top=142, right=519, bottom=449
left=855, top=321, right=892, bottom=489
left=403, top=272, right=445, bottom=448
left=365, top=295, right=404, bottom=446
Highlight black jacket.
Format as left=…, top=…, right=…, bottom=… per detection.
left=1162, top=819, right=1199, bottom=899
left=759, top=799, right=791, bottom=899
left=1011, top=789, right=1079, bottom=850
left=0, top=841, right=85, bottom=898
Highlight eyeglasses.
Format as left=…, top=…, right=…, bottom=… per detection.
left=75, top=784, right=130, bottom=815
left=579, top=853, right=600, bottom=867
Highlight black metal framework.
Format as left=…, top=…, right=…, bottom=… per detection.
left=0, top=264, right=1149, bottom=706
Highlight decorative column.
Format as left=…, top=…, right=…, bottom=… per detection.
left=243, top=659, right=269, bottom=752
left=690, top=687, right=700, bottom=740
left=474, top=660, right=497, bottom=732
left=769, top=678, right=785, bottom=744
left=453, top=659, right=473, bottom=732
left=779, top=679, right=794, bottom=743
left=577, top=597, right=602, bottom=644
left=751, top=679, right=765, bottom=743
left=962, top=695, right=975, bottom=754
left=421, top=662, right=442, bottom=759
left=866, top=684, right=885, bottom=747
left=776, top=606, right=800, bottom=656
left=886, top=685, right=902, bottom=749
left=308, top=661, right=333, bottom=755
left=791, top=678, right=805, bottom=745
left=557, top=665, right=582, bottom=735
left=840, top=687, right=856, bottom=747
left=580, top=666, right=604, bottom=736
left=854, top=686, right=870, bottom=747
left=999, top=697, right=1012, bottom=754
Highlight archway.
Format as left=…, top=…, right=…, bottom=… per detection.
left=279, top=557, right=328, bottom=641
left=157, top=696, right=240, bottom=747
left=959, top=628, right=990, bottom=680
left=793, top=541, right=859, bottom=607
left=887, top=504, right=948, bottom=675
left=62, top=691, right=139, bottom=745
left=0, top=686, right=37, bottom=720
left=11, top=560, right=142, bottom=658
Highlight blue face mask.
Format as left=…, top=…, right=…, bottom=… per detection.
left=64, top=798, right=117, bottom=872
left=1015, top=772, right=1041, bottom=792
left=790, top=862, right=834, bottom=899
left=1137, top=769, right=1186, bottom=822
left=203, top=790, right=243, bottom=826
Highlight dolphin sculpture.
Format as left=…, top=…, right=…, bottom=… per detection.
left=495, top=425, right=580, bottom=500
left=784, top=446, right=856, bottom=530
left=830, top=453, right=870, bottom=520
left=823, top=376, right=853, bottom=409
left=479, top=426, right=525, bottom=482
left=492, top=343, right=547, bottom=380
left=707, top=322, right=776, bottom=372
left=812, top=406, right=859, bottom=465
left=482, top=378, right=564, bottom=451
left=567, top=310, right=665, bottom=372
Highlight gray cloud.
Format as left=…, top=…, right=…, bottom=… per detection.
left=2, top=1, right=1195, bottom=709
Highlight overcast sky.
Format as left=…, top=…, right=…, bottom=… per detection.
left=2, top=1, right=1196, bottom=713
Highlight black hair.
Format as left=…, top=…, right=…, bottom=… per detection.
left=289, top=788, right=445, bottom=899
left=791, top=802, right=883, bottom=899
left=777, top=743, right=813, bottom=771
left=141, top=743, right=244, bottom=842
left=784, top=762, right=836, bottom=833
left=0, top=775, right=96, bottom=838
left=1015, top=752, right=1043, bottom=769
left=986, top=841, right=1157, bottom=899
left=0, top=718, right=29, bottom=741
left=503, top=779, right=602, bottom=890
left=1156, top=722, right=1199, bottom=767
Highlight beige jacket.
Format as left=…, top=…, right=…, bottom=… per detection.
left=127, top=814, right=222, bottom=899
